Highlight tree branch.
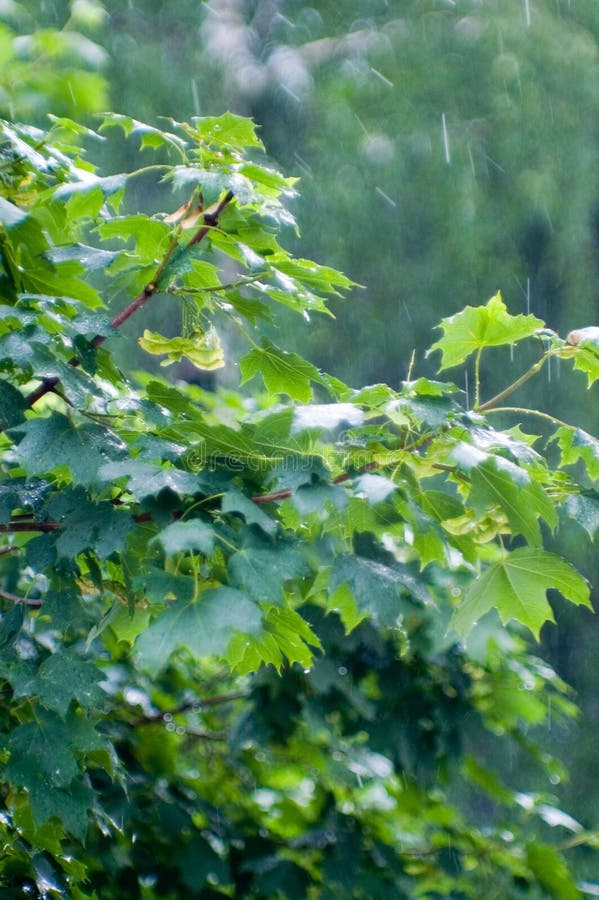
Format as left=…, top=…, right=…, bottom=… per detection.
left=0, top=520, right=60, bottom=533
left=131, top=690, right=248, bottom=728
left=22, top=189, right=235, bottom=411
left=0, top=545, right=19, bottom=556
left=0, top=587, right=43, bottom=607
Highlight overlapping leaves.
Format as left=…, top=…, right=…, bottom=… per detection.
left=0, top=111, right=597, bottom=897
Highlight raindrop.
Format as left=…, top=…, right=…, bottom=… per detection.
left=523, top=0, right=531, bottom=27
left=374, top=186, right=396, bottom=207
left=467, top=142, right=476, bottom=177
left=464, top=370, right=470, bottom=408
left=369, top=66, right=394, bottom=88
left=191, top=79, right=200, bottom=115
left=293, top=151, right=312, bottom=176
left=338, top=666, right=348, bottom=676
left=441, top=113, right=451, bottom=164
left=280, top=83, right=301, bottom=103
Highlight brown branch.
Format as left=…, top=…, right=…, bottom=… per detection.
left=187, top=190, right=234, bottom=247
left=22, top=190, right=235, bottom=411
left=183, top=729, right=227, bottom=741
left=0, top=545, right=19, bottom=556
left=131, top=690, right=248, bottom=728
left=0, top=520, right=60, bottom=533
left=251, top=461, right=378, bottom=505
left=197, top=689, right=248, bottom=707
left=0, top=587, right=43, bottom=607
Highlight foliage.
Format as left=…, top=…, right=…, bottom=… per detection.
left=104, top=0, right=599, bottom=403
left=0, top=1, right=108, bottom=123
left=0, top=112, right=598, bottom=897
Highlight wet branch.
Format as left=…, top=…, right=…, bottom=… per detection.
left=0, top=587, right=43, bottom=607
left=22, top=190, right=235, bottom=413
left=131, top=690, right=248, bottom=728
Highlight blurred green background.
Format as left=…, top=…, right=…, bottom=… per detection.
left=3, top=0, right=599, bottom=850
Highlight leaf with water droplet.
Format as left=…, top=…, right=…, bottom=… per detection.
left=12, top=412, right=126, bottom=487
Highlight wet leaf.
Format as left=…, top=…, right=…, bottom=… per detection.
left=450, top=548, right=590, bottom=639
left=430, top=292, right=544, bottom=370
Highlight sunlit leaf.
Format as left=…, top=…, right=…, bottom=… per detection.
left=430, top=292, right=544, bottom=370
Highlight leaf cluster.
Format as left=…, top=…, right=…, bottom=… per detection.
left=0, top=114, right=597, bottom=896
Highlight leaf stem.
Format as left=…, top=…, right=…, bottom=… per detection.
left=478, top=353, right=549, bottom=412
left=474, top=347, right=482, bottom=410
left=0, top=587, right=43, bottom=606
left=484, top=406, right=572, bottom=429
left=167, top=273, right=268, bottom=295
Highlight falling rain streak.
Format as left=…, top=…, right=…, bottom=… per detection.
left=375, top=186, right=397, bottom=207
left=441, top=113, right=451, bottom=164
left=370, top=67, right=394, bottom=88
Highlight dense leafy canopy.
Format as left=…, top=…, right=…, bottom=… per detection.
left=0, top=110, right=598, bottom=897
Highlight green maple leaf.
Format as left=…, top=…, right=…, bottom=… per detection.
left=222, top=487, right=278, bottom=535
left=47, top=488, right=133, bottom=560
left=13, top=412, right=125, bottom=487
left=0, top=380, right=27, bottom=429
left=564, top=491, right=599, bottom=538
left=329, top=555, right=432, bottom=628
left=554, top=425, right=599, bottom=480
left=450, top=548, right=591, bottom=639
left=430, top=292, right=544, bottom=370
left=5, top=708, right=106, bottom=838
left=133, top=587, right=263, bottom=675
left=9, top=651, right=105, bottom=717
left=467, top=456, right=555, bottom=546
left=240, top=339, right=321, bottom=401
left=152, top=518, right=215, bottom=556
left=228, top=545, right=309, bottom=603
left=98, top=459, right=207, bottom=500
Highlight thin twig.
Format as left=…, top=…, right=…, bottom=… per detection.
left=183, top=729, right=227, bottom=741
left=167, top=273, right=267, bottom=296
left=484, top=406, right=571, bottom=429
left=0, top=587, right=43, bottom=607
left=22, top=190, right=235, bottom=412
left=131, top=690, right=248, bottom=728
left=0, top=520, right=60, bottom=533
left=477, top=353, right=554, bottom=412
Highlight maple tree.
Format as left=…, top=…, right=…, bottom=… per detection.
left=0, top=112, right=598, bottom=897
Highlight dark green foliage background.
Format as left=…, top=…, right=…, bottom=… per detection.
left=0, top=2, right=599, bottom=898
